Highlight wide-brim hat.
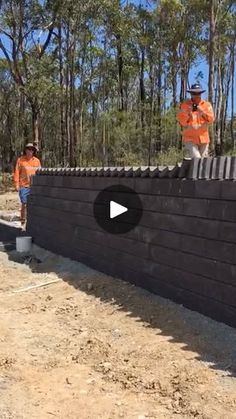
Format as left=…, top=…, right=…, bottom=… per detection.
left=24, top=142, right=37, bottom=152
left=187, top=83, right=206, bottom=94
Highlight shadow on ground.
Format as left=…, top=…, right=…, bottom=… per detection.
left=1, top=220, right=236, bottom=379
left=0, top=220, right=23, bottom=249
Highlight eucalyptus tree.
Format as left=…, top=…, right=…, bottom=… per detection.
left=0, top=0, right=62, bottom=149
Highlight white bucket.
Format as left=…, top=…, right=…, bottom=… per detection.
left=16, top=236, right=32, bottom=253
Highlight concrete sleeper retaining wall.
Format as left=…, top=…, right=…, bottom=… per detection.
left=27, top=158, right=236, bottom=328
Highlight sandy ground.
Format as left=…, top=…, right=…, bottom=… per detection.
left=0, top=192, right=19, bottom=212
left=0, top=192, right=20, bottom=223
left=0, top=243, right=236, bottom=419
left=1, top=191, right=236, bottom=418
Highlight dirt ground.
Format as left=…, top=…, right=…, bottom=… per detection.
left=1, top=192, right=236, bottom=419
left=0, top=191, right=19, bottom=212
left=0, top=246, right=236, bottom=419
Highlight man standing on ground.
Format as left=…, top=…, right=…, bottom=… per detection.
left=14, top=143, right=41, bottom=228
left=177, top=83, right=214, bottom=158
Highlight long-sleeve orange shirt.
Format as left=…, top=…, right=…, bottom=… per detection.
left=176, top=99, right=214, bottom=144
left=14, top=156, right=41, bottom=189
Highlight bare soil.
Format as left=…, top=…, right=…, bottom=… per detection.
left=0, top=192, right=20, bottom=223
left=0, top=244, right=236, bottom=419
left=0, top=191, right=19, bottom=212
left=0, top=192, right=236, bottom=419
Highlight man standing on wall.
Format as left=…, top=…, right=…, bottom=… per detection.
left=177, top=83, right=215, bottom=158
left=14, top=143, right=41, bottom=229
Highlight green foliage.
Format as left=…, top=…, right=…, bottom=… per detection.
left=0, top=0, right=235, bottom=167
left=155, top=147, right=184, bottom=166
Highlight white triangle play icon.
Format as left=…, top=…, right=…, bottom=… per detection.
left=110, top=201, right=128, bottom=219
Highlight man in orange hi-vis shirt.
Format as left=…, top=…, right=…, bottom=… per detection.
left=14, top=143, right=41, bottom=228
left=177, top=83, right=214, bottom=158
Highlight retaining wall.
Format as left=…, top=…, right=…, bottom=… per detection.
left=27, top=158, right=236, bottom=328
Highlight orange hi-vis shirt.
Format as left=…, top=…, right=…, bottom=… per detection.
left=14, top=156, right=41, bottom=189
left=176, top=99, right=214, bottom=144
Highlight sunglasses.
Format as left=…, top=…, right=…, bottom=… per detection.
left=26, top=147, right=35, bottom=151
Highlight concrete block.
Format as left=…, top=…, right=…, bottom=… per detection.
left=97, top=167, right=104, bottom=176
left=64, top=168, right=72, bottom=176
left=150, top=246, right=213, bottom=281
left=220, top=180, right=236, bottom=200
left=91, top=167, right=97, bottom=176
left=140, top=211, right=219, bottom=239
left=224, top=157, right=231, bottom=179
left=168, top=164, right=181, bottom=178
left=140, top=167, right=150, bottom=177
left=75, top=168, right=81, bottom=176
left=85, top=167, right=92, bottom=176
left=146, top=258, right=236, bottom=307
left=178, top=159, right=191, bottom=178
left=169, top=179, right=195, bottom=197
left=80, top=168, right=86, bottom=176
left=183, top=197, right=208, bottom=218
left=124, top=167, right=133, bottom=177
left=218, top=221, right=236, bottom=244
left=117, top=167, right=125, bottom=177
left=223, top=201, right=236, bottom=222
left=158, top=166, right=169, bottom=178
left=211, top=156, right=226, bottom=180
left=132, top=167, right=142, bottom=177
left=195, top=179, right=221, bottom=199
left=188, top=158, right=200, bottom=179
left=229, top=157, right=236, bottom=180
left=162, top=196, right=184, bottom=215
left=117, top=178, right=135, bottom=189
left=207, top=200, right=227, bottom=220
left=198, top=158, right=212, bottom=180
left=140, top=195, right=164, bottom=212
left=140, top=227, right=181, bottom=249
left=110, top=167, right=118, bottom=177
left=149, top=167, right=159, bottom=178
left=180, top=235, right=207, bottom=256
left=134, top=179, right=171, bottom=195
left=206, top=240, right=236, bottom=266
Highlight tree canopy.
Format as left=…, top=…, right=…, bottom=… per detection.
left=0, top=0, right=235, bottom=168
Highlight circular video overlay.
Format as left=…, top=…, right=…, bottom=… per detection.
left=93, top=184, right=143, bottom=235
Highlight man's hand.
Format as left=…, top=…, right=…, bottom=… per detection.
left=15, top=186, right=19, bottom=192
left=197, top=105, right=207, bottom=117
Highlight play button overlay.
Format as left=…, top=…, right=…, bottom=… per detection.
left=94, top=185, right=143, bottom=234
left=110, top=201, right=128, bottom=219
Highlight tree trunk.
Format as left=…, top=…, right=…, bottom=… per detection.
left=222, top=49, right=234, bottom=148
left=79, top=108, right=83, bottom=166
left=140, top=47, right=145, bottom=130
left=65, top=21, right=70, bottom=164
left=208, top=0, right=216, bottom=104
left=230, top=40, right=235, bottom=148
left=116, top=33, right=124, bottom=111
left=208, top=0, right=217, bottom=151
left=31, top=102, right=40, bottom=149
left=69, top=32, right=77, bottom=167
left=215, top=59, right=222, bottom=148
left=58, top=22, right=66, bottom=165
left=171, top=54, right=177, bottom=108
left=156, top=50, right=162, bottom=152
